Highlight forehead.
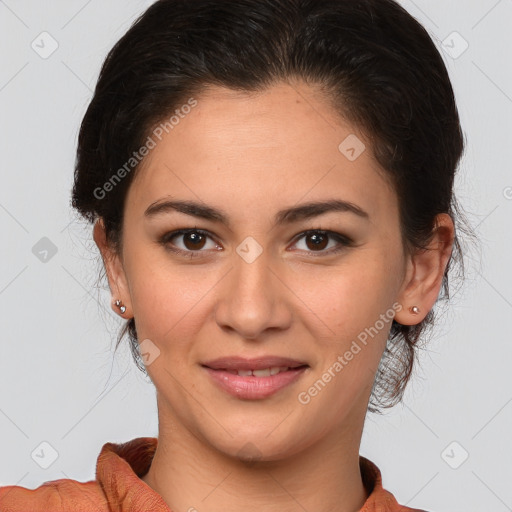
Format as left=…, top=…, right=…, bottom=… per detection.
left=126, top=82, right=397, bottom=224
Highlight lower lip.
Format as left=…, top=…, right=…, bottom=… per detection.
left=203, top=366, right=308, bottom=400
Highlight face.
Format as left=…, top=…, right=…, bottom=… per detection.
left=103, top=81, right=413, bottom=460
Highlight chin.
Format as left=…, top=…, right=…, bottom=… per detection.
left=202, top=425, right=312, bottom=464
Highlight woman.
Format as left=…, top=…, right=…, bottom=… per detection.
left=0, top=0, right=469, bottom=510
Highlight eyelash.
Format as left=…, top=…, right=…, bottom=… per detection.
left=159, top=228, right=354, bottom=259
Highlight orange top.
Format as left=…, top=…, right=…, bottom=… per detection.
left=0, top=437, right=428, bottom=511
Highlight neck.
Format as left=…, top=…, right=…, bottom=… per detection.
left=142, top=399, right=369, bottom=512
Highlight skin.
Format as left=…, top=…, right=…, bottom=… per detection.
left=94, top=80, right=454, bottom=512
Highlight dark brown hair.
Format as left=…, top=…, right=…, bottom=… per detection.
left=71, top=0, right=471, bottom=413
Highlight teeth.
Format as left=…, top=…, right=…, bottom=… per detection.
left=231, top=366, right=290, bottom=377
left=253, top=368, right=271, bottom=377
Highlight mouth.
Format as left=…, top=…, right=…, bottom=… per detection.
left=201, top=356, right=309, bottom=400
left=214, top=365, right=307, bottom=377
left=202, top=355, right=308, bottom=371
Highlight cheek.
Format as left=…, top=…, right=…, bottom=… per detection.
left=293, top=266, right=399, bottom=417
left=294, top=258, right=400, bottom=339
left=122, top=245, right=216, bottom=351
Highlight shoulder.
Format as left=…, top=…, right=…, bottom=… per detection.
left=0, top=437, right=162, bottom=512
left=0, top=478, right=109, bottom=512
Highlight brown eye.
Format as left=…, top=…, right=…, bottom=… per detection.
left=304, top=232, right=329, bottom=251
left=292, top=230, right=353, bottom=256
left=181, top=231, right=207, bottom=250
left=159, top=228, right=221, bottom=258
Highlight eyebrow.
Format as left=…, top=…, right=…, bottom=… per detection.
left=144, top=198, right=369, bottom=227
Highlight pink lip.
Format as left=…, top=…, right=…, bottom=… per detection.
left=201, top=356, right=309, bottom=400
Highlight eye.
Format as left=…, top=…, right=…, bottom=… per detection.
left=290, top=230, right=353, bottom=256
left=159, top=228, right=221, bottom=258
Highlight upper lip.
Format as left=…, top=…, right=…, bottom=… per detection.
left=202, top=356, right=308, bottom=371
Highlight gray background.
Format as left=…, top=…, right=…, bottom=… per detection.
left=0, top=1, right=511, bottom=511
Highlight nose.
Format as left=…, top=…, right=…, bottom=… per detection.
left=214, top=249, right=292, bottom=340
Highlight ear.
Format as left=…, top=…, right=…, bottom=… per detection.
left=394, top=213, right=455, bottom=326
left=93, top=218, right=133, bottom=318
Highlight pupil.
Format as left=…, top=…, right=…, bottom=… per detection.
left=186, top=232, right=204, bottom=249
left=308, top=233, right=327, bottom=250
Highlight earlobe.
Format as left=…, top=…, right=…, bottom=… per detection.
left=92, top=218, right=133, bottom=318
left=394, top=213, right=455, bottom=326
